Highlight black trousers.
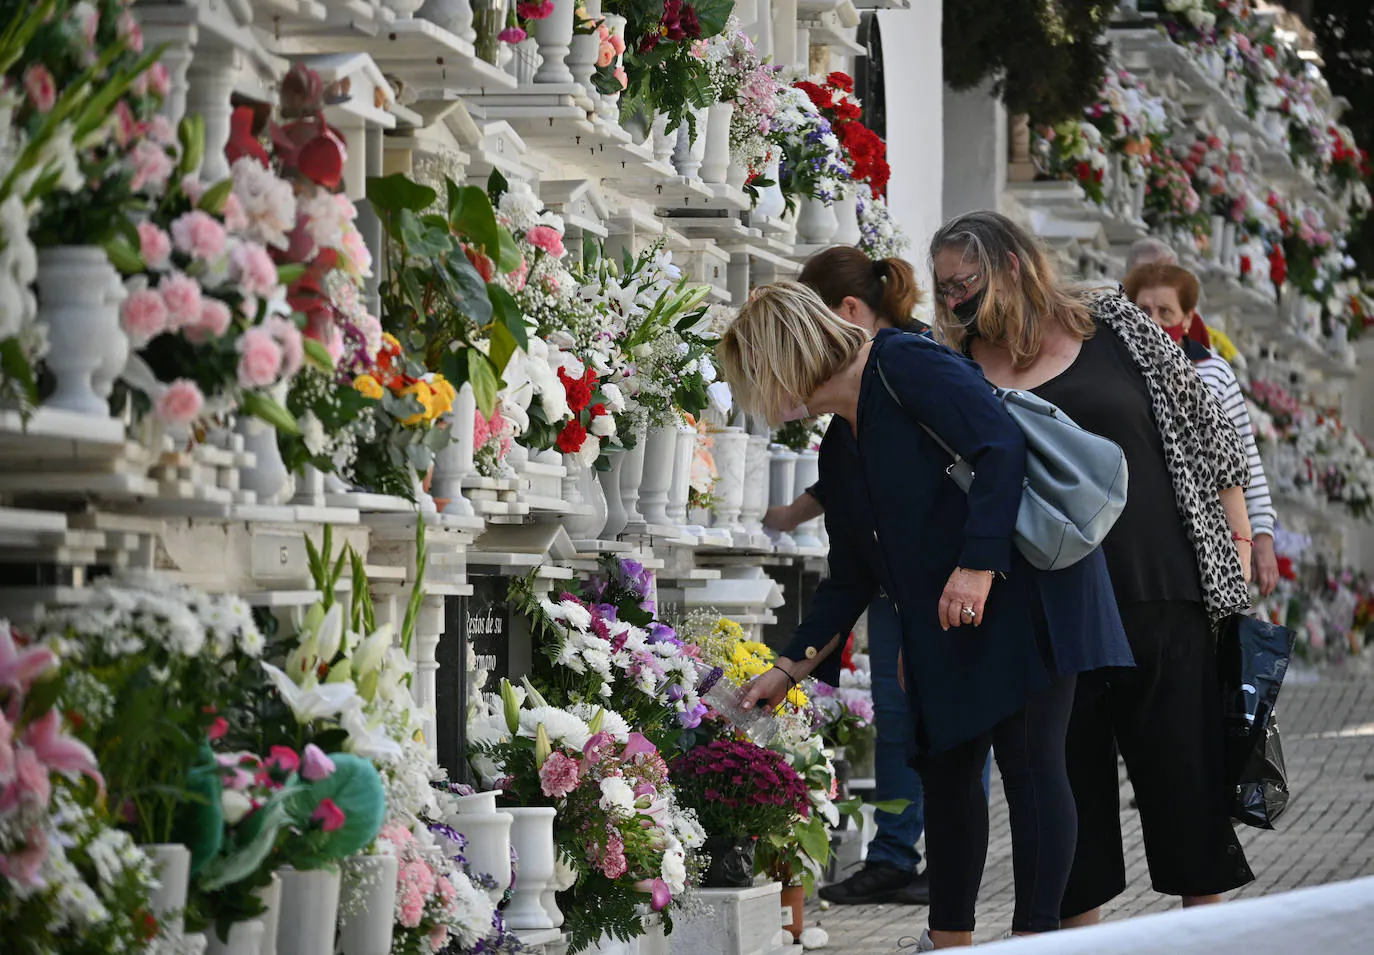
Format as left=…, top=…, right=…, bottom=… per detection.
left=1060, top=600, right=1254, bottom=917
left=919, top=673, right=1079, bottom=934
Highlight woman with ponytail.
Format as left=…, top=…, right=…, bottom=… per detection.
left=764, top=246, right=939, bottom=907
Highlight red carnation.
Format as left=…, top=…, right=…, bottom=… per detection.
left=1239, top=255, right=1252, bottom=277
left=827, top=72, right=854, bottom=93
left=795, top=81, right=833, bottom=112
left=1269, top=248, right=1287, bottom=288
left=559, top=367, right=593, bottom=413
left=556, top=418, right=589, bottom=454
left=590, top=403, right=607, bottom=417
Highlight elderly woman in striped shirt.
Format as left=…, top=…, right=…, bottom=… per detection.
left=1122, top=258, right=1279, bottom=597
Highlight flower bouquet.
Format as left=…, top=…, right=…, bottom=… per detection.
left=470, top=682, right=704, bottom=953
left=794, top=72, right=889, bottom=199
left=768, top=85, right=850, bottom=207
left=0, top=621, right=170, bottom=954
left=1032, top=120, right=1109, bottom=204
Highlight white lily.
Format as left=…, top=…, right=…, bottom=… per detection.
left=341, top=706, right=404, bottom=760
left=314, top=603, right=344, bottom=664
left=353, top=622, right=395, bottom=678
left=261, top=660, right=363, bottom=723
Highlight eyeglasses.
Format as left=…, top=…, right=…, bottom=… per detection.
left=936, top=273, right=981, bottom=301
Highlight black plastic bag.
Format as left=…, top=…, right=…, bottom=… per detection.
left=1217, top=615, right=1296, bottom=828
left=1234, top=715, right=1290, bottom=829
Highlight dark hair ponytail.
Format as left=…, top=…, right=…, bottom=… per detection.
left=798, top=246, right=924, bottom=328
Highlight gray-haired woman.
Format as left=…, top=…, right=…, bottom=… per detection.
left=928, top=210, right=1256, bottom=924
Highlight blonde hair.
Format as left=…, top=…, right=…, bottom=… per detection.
left=716, top=282, right=868, bottom=425
left=930, top=211, right=1095, bottom=368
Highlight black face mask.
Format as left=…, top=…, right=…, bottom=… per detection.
left=951, top=289, right=985, bottom=332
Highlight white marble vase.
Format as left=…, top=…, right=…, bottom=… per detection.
left=754, top=155, right=786, bottom=219
left=711, top=427, right=750, bottom=539
left=431, top=385, right=477, bottom=515
left=797, top=196, right=839, bottom=244
left=506, top=807, right=560, bottom=929
left=36, top=246, right=126, bottom=416
left=445, top=804, right=514, bottom=904
left=832, top=192, right=861, bottom=246
left=619, top=424, right=649, bottom=527
left=701, top=101, right=735, bottom=184
left=791, top=450, right=824, bottom=549
left=667, top=422, right=697, bottom=525
left=561, top=455, right=610, bottom=539
left=204, top=920, right=265, bottom=955
left=599, top=452, right=630, bottom=538
left=420, top=0, right=476, bottom=43
left=146, top=844, right=192, bottom=937
left=338, top=854, right=399, bottom=955
left=532, top=0, right=576, bottom=83
left=275, top=867, right=341, bottom=955
left=673, top=107, right=708, bottom=180
left=638, top=423, right=678, bottom=525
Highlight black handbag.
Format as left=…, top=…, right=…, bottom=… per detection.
left=1217, top=614, right=1295, bottom=829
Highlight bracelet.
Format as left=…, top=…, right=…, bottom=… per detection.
left=772, top=666, right=798, bottom=689
left=1232, top=533, right=1253, bottom=545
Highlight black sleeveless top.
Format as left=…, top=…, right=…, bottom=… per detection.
left=1031, top=324, right=1202, bottom=605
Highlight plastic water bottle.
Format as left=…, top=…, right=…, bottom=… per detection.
left=693, top=661, right=779, bottom=746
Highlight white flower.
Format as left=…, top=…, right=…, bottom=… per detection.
left=661, top=841, right=687, bottom=893
left=600, top=382, right=626, bottom=413
left=299, top=411, right=327, bottom=457
left=261, top=660, right=362, bottom=722
left=231, top=157, right=297, bottom=249
left=221, top=789, right=254, bottom=825
left=558, top=599, right=593, bottom=631
left=707, top=381, right=733, bottom=415
left=590, top=414, right=616, bottom=438
left=598, top=776, right=636, bottom=815
left=699, top=356, right=717, bottom=383
left=519, top=705, right=591, bottom=751
left=569, top=702, right=630, bottom=741
left=341, top=706, right=405, bottom=759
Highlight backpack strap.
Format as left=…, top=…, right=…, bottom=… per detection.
left=874, top=350, right=963, bottom=470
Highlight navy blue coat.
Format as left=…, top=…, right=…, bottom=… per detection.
left=782, top=329, right=1132, bottom=756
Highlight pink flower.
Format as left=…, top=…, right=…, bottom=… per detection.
left=0, top=712, right=12, bottom=782
left=111, top=100, right=138, bottom=149
left=634, top=877, right=673, bottom=911
left=22, top=709, right=102, bottom=789
left=269, top=317, right=304, bottom=378
left=599, top=832, right=628, bottom=879
left=622, top=732, right=657, bottom=760
left=613, top=66, right=628, bottom=90
left=539, top=751, right=582, bottom=798
left=159, top=272, right=203, bottom=330
left=72, top=2, right=100, bottom=48
left=231, top=242, right=279, bottom=298
left=311, top=797, right=346, bottom=832
left=611, top=34, right=626, bottom=55
left=597, top=42, right=615, bottom=68
left=0, top=829, right=47, bottom=886
left=137, top=222, right=172, bottom=269
left=149, top=63, right=171, bottom=99
left=399, top=885, right=425, bottom=927
left=188, top=299, right=233, bottom=343
left=236, top=326, right=284, bottom=388
left=222, top=193, right=248, bottom=232
left=117, top=9, right=144, bottom=54
left=429, top=926, right=449, bottom=950
left=122, top=287, right=170, bottom=345
left=22, top=64, right=56, bottom=113
left=181, top=175, right=207, bottom=205
left=266, top=745, right=300, bottom=775
left=403, top=858, right=437, bottom=897
left=499, top=26, right=528, bottom=43
left=300, top=743, right=335, bottom=782
left=155, top=379, right=204, bottom=427
left=148, top=114, right=177, bottom=148
left=130, top=140, right=174, bottom=193
left=172, top=211, right=227, bottom=262
left=525, top=225, right=566, bottom=258
left=517, top=0, right=555, bottom=18
left=340, top=227, right=372, bottom=278
left=206, top=715, right=229, bottom=740
left=0, top=622, right=56, bottom=696
left=473, top=408, right=492, bottom=448
left=379, top=823, right=414, bottom=848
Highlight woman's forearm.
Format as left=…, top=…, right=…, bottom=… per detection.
left=776, top=633, right=843, bottom=679
left=1220, top=486, right=1251, bottom=539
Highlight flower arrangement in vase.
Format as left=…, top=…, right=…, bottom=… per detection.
left=0, top=621, right=171, bottom=952
left=794, top=72, right=889, bottom=200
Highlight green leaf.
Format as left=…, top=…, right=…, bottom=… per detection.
left=436, top=249, right=494, bottom=326
left=101, top=236, right=145, bottom=274
left=467, top=349, right=500, bottom=417
left=488, top=320, right=520, bottom=379
left=867, top=798, right=913, bottom=815
left=398, top=209, right=452, bottom=258
left=197, top=178, right=235, bottom=216
left=794, top=816, right=832, bottom=867
left=302, top=337, right=335, bottom=373
left=487, top=168, right=509, bottom=207
left=446, top=181, right=501, bottom=258
left=240, top=391, right=301, bottom=436
left=178, top=115, right=206, bottom=178
left=366, top=173, right=437, bottom=214
left=276, top=263, right=307, bottom=286
left=496, top=226, right=524, bottom=273
left=486, top=283, right=528, bottom=351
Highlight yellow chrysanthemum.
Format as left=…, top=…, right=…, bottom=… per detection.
left=353, top=374, right=384, bottom=400
left=381, top=332, right=403, bottom=352
left=1208, top=325, right=1240, bottom=364
left=399, top=381, right=435, bottom=426
left=429, top=376, right=456, bottom=418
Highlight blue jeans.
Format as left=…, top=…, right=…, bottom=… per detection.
left=867, top=596, right=992, bottom=874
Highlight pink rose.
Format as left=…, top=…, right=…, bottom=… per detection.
left=402, top=858, right=436, bottom=897
left=300, top=744, right=335, bottom=782
left=159, top=272, right=203, bottom=330
left=269, top=317, right=304, bottom=378
left=22, top=64, right=55, bottom=113
left=172, top=211, right=228, bottom=262
left=597, top=42, right=615, bottom=68
left=122, top=288, right=169, bottom=345
left=614, top=67, right=627, bottom=90
left=231, top=242, right=278, bottom=297
left=611, top=34, right=625, bottom=55
left=524, top=224, right=566, bottom=258
left=266, top=746, right=300, bottom=775
left=137, top=222, right=172, bottom=269
left=149, top=63, right=171, bottom=99
left=129, top=140, right=174, bottom=194
left=117, top=10, right=144, bottom=54
left=310, top=797, right=346, bottom=832
left=236, top=326, right=284, bottom=388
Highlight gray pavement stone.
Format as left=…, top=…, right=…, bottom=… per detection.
left=804, top=671, right=1374, bottom=953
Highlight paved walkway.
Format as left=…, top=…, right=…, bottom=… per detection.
left=808, top=664, right=1374, bottom=952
